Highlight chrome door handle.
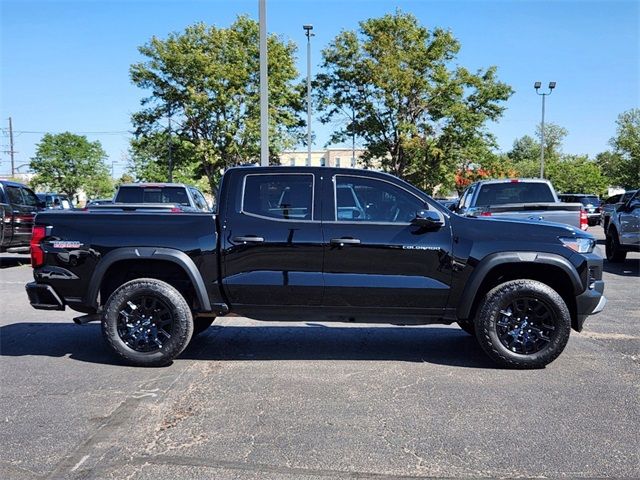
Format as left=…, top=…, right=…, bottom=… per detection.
left=233, top=236, right=265, bottom=243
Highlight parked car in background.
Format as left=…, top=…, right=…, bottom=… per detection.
left=0, top=180, right=42, bottom=253
left=454, top=178, right=587, bottom=230
left=601, top=190, right=636, bottom=231
left=558, top=194, right=600, bottom=226
left=112, top=183, right=211, bottom=212
left=86, top=198, right=113, bottom=207
left=605, top=189, right=640, bottom=262
left=435, top=198, right=458, bottom=211
left=37, top=193, right=73, bottom=210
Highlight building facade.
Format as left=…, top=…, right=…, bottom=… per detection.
left=278, top=148, right=374, bottom=169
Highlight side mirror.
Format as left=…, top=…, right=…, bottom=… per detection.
left=448, top=203, right=457, bottom=212
left=412, top=209, right=444, bottom=228
left=37, top=201, right=46, bottom=209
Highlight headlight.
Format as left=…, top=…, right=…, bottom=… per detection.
left=559, top=237, right=595, bottom=253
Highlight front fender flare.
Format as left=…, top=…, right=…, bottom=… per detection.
left=456, top=251, right=582, bottom=320
left=86, top=247, right=212, bottom=312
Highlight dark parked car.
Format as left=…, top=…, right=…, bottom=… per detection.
left=112, top=183, right=211, bottom=212
left=37, top=193, right=73, bottom=210
left=558, top=194, right=600, bottom=226
left=26, top=167, right=605, bottom=369
left=1, top=180, right=41, bottom=253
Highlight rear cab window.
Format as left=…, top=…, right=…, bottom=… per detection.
left=241, top=174, right=314, bottom=221
left=116, top=186, right=191, bottom=206
left=475, top=182, right=555, bottom=206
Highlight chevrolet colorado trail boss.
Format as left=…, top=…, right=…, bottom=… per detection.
left=26, top=167, right=606, bottom=368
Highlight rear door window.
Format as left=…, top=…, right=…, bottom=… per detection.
left=242, top=174, right=314, bottom=221
left=21, top=188, right=39, bottom=207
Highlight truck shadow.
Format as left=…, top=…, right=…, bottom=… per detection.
left=603, top=258, right=640, bottom=276
left=0, top=322, right=496, bottom=369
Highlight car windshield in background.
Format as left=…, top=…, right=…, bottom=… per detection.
left=475, top=183, right=555, bottom=206
left=116, top=186, right=190, bottom=206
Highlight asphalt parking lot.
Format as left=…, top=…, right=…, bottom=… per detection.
left=1, top=226, right=638, bottom=480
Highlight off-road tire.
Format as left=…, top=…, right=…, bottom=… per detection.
left=475, top=280, right=571, bottom=369
left=193, top=316, right=215, bottom=336
left=456, top=320, right=476, bottom=336
left=605, top=230, right=627, bottom=263
left=102, top=278, right=193, bottom=367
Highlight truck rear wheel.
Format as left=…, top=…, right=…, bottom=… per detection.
left=475, top=280, right=571, bottom=369
left=102, top=278, right=193, bottom=367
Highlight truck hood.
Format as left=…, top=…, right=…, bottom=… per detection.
left=451, top=214, right=593, bottom=243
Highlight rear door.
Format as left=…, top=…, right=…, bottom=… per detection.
left=220, top=171, right=324, bottom=307
left=321, top=173, right=452, bottom=315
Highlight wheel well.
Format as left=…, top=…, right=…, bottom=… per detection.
left=99, top=259, right=197, bottom=309
left=466, top=263, right=577, bottom=327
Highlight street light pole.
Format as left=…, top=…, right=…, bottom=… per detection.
left=259, top=0, right=269, bottom=166
left=303, top=24, right=314, bottom=166
left=167, top=108, right=173, bottom=182
left=534, top=81, right=556, bottom=178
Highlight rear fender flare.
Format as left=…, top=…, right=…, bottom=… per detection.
left=86, top=247, right=211, bottom=312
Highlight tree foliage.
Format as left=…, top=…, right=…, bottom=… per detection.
left=314, top=10, right=513, bottom=194
left=507, top=123, right=607, bottom=195
left=130, top=17, right=304, bottom=194
left=598, top=108, right=640, bottom=188
left=29, top=132, right=113, bottom=199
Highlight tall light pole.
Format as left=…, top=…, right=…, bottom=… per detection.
left=303, top=24, right=314, bottom=166
left=534, top=81, right=556, bottom=178
left=259, top=0, right=269, bottom=166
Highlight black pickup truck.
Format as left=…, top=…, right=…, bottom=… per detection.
left=26, top=167, right=606, bottom=368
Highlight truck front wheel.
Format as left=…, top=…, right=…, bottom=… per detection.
left=475, top=280, right=571, bottom=369
left=102, top=278, right=194, bottom=367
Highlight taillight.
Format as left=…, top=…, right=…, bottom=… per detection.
left=30, top=225, right=46, bottom=268
left=480, top=211, right=492, bottom=217
left=170, top=207, right=182, bottom=213
left=580, top=209, right=588, bottom=231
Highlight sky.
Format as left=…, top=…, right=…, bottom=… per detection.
left=1, top=0, right=638, bottom=178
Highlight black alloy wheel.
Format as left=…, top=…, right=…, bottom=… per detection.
left=475, top=279, right=571, bottom=369
left=116, top=295, right=174, bottom=353
left=495, top=297, right=556, bottom=355
left=102, top=278, right=193, bottom=367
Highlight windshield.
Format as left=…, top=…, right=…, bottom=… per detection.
left=475, top=182, right=555, bottom=206
left=116, top=186, right=190, bottom=206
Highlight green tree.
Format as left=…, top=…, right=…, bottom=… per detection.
left=314, top=10, right=513, bottom=193
left=508, top=123, right=569, bottom=178
left=546, top=155, right=608, bottom=196
left=130, top=17, right=304, bottom=194
left=30, top=132, right=113, bottom=200
left=598, top=109, right=640, bottom=188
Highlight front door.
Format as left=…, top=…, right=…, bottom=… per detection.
left=220, top=171, right=324, bottom=308
left=322, top=173, right=453, bottom=315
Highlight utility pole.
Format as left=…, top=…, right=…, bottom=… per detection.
left=259, top=0, right=269, bottom=166
left=8, top=117, right=15, bottom=177
left=303, top=24, right=314, bottom=166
